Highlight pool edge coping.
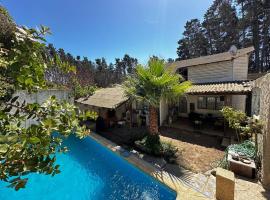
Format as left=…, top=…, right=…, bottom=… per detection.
left=89, top=132, right=212, bottom=200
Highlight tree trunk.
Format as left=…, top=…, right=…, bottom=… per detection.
left=149, top=105, right=158, bottom=134
left=252, top=0, right=261, bottom=72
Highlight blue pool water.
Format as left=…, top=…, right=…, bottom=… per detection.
left=0, top=136, right=176, bottom=200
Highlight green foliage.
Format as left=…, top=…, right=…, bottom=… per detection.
left=221, top=106, right=248, bottom=141
left=124, top=58, right=191, bottom=108
left=0, top=6, right=15, bottom=49
left=161, top=141, right=178, bottom=163
left=177, top=19, right=208, bottom=60
left=80, top=110, right=98, bottom=121
left=144, top=134, right=162, bottom=155
left=176, top=0, right=270, bottom=72
left=0, top=7, right=89, bottom=190
left=221, top=106, right=247, bottom=130
left=0, top=96, right=89, bottom=190
left=73, top=81, right=97, bottom=100
left=221, top=106, right=263, bottom=142
left=44, top=43, right=138, bottom=88
left=136, top=134, right=178, bottom=163
left=0, top=76, right=14, bottom=100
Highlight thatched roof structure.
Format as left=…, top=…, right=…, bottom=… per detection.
left=76, top=85, right=128, bottom=109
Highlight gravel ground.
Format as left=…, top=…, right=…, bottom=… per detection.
left=160, top=127, right=225, bottom=173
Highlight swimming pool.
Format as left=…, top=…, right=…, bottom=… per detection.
left=0, top=136, right=177, bottom=200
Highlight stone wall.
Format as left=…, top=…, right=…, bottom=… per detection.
left=252, top=73, right=270, bottom=188
left=12, top=89, right=73, bottom=127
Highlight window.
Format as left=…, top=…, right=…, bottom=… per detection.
left=198, top=97, right=207, bottom=109
left=216, top=97, right=225, bottom=110
left=197, top=96, right=225, bottom=110
left=207, top=97, right=216, bottom=110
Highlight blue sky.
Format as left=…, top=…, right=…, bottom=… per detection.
left=1, top=0, right=213, bottom=63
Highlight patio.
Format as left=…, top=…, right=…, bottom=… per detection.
left=166, top=117, right=234, bottom=139
left=95, top=125, right=270, bottom=199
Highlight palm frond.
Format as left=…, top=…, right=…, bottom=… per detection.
left=123, top=58, right=191, bottom=107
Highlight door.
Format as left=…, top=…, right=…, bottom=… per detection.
left=179, top=97, right=188, bottom=113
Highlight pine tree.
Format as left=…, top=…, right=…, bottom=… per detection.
left=202, top=0, right=239, bottom=53
left=176, top=38, right=190, bottom=60
left=177, top=19, right=208, bottom=60
left=235, top=0, right=270, bottom=72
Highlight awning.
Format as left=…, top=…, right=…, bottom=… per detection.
left=186, top=81, right=253, bottom=95
left=76, top=85, right=129, bottom=109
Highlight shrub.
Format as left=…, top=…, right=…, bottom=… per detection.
left=144, top=134, right=162, bottom=155
left=74, top=81, right=97, bottom=99
left=162, top=142, right=178, bottom=159
left=135, top=134, right=178, bottom=163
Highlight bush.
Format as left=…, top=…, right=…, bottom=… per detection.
left=74, top=81, right=97, bottom=99
left=135, top=134, right=178, bottom=163
left=221, top=106, right=263, bottom=145
left=162, top=141, right=178, bottom=162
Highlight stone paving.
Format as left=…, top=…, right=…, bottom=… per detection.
left=140, top=153, right=216, bottom=199
left=141, top=154, right=270, bottom=200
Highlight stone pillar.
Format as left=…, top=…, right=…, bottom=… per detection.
left=262, top=90, right=270, bottom=188
left=253, top=73, right=270, bottom=188
left=216, top=168, right=235, bottom=200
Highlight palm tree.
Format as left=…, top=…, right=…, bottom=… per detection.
left=124, top=58, right=191, bottom=135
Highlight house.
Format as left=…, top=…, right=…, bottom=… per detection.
left=160, top=46, right=255, bottom=126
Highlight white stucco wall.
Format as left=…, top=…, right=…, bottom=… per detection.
left=231, top=95, right=246, bottom=112
left=159, top=98, right=168, bottom=125
left=12, top=90, right=73, bottom=127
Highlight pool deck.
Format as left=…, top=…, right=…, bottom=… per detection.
left=89, top=132, right=211, bottom=200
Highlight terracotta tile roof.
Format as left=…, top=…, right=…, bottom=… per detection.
left=76, top=85, right=128, bottom=109
left=187, top=81, right=253, bottom=94
left=168, top=46, right=254, bottom=72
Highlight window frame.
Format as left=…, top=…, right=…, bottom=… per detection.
left=197, top=96, right=225, bottom=110
left=197, top=96, right=207, bottom=109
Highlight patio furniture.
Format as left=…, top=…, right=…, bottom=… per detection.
left=194, top=120, right=203, bottom=129
left=117, top=120, right=126, bottom=127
